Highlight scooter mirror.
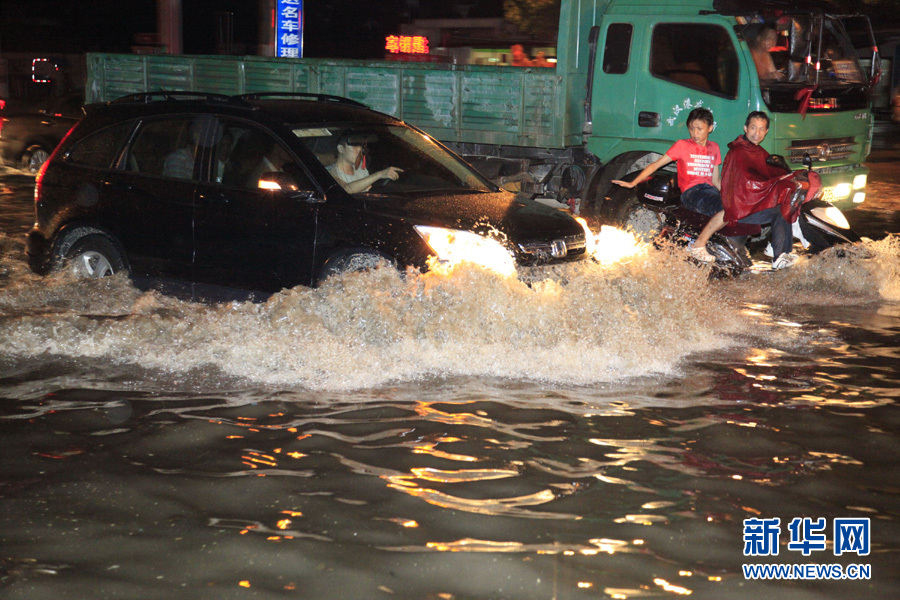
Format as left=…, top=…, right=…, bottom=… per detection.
left=802, top=153, right=814, bottom=169
left=766, top=154, right=790, bottom=172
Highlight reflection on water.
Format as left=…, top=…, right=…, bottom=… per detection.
left=1, top=229, right=899, bottom=598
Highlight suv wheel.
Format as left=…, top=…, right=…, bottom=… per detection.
left=63, top=234, right=128, bottom=278
left=319, top=251, right=392, bottom=283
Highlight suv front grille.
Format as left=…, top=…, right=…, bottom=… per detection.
left=518, top=234, right=587, bottom=260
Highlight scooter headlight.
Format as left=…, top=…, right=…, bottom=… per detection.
left=809, top=206, right=850, bottom=230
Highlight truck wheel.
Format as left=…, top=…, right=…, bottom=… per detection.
left=63, top=234, right=128, bottom=278
left=611, top=187, right=662, bottom=242
left=22, top=145, right=51, bottom=174
left=580, top=151, right=656, bottom=227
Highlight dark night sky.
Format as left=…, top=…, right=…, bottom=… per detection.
left=3, top=1, right=893, bottom=58
left=0, top=0, right=504, bottom=58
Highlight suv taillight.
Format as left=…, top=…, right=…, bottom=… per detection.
left=34, top=159, right=49, bottom=204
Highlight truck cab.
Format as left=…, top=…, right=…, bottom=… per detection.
left=586, top=0, right=874, bottom=216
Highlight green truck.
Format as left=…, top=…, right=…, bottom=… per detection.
left=85, top=0, right=878, bottom=227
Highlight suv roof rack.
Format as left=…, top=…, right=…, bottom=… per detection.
left=110, top=91, right=254, bottom=108
left=235, top=92, right=369, bottom=109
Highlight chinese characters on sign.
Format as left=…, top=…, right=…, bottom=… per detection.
left=385, top=36, right=430, bottom=55
left=276, top=0, right=303, bottom=58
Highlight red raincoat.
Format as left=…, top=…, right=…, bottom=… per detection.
left=721, top=135, right=813, bottom=226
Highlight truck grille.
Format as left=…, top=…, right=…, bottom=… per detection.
left=788, top=137, right=856, bottom=164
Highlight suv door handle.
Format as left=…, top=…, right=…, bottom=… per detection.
left=103, top=178, right=131, bottom=193
left=198, top=192, right=230, bottom=204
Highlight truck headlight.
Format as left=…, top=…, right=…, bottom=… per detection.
left=414, top=225, right=516, bottom=276
left=853, top=174, right=867, bottom=190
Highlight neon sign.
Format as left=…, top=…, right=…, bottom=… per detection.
left=385, top=36, right=430, bottom=55
left=276, top=0, right=303, bottom=58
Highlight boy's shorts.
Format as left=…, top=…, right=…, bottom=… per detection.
left=681, top=183, right=723, bottom=216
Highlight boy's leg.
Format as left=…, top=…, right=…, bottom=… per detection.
left=680, top=184, right=723, bottom=216
left=693, top=210, right=725, bottom=250
left=681, top=184, right=724, bottom=263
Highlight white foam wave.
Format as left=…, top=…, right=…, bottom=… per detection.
left=1, top=233, right=897, bottom=390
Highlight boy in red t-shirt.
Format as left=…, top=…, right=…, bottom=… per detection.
left=613, top=107, right=721, bottom=262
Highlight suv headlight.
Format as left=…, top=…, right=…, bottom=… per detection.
left=414, top=225, right=516, bottom=276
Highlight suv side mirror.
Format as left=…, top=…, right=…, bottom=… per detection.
left=258, top=172, right=324, bottom=203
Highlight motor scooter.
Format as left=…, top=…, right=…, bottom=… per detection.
left=620, top=153, right=859, bottom=275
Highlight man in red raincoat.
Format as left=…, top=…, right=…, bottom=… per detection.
left=692, top=111, right=802, bottom=270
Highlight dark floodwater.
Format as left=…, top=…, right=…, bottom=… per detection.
left=1, top=158, right=900, bottom=599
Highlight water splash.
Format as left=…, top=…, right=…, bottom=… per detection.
left=1, top=231, right=897, bottom=390
left=720, top=234, right=900, bottom=304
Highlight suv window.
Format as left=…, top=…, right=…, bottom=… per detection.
left=124, top=118, right=203, bottom=180
left=67, top=121, right=134, bottom=169
left=296, top=123, right=493, bottom=195
left=214, top=121, right=301, bottom=190
left=650, top=24, right=739, bottom=98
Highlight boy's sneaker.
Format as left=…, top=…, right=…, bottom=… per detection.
left=688, top=246, right=716, bottom=263
left=772, top=252, right=799, bottom=270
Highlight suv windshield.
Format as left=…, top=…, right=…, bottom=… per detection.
left=746, top=15, right=865, bottom=88
left=294, top=122, right=494, bottom=195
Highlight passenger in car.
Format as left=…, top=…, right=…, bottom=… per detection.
left=163, top=146, right=195, bottom=179
left=222, top=131, right=291, bottom=189
left=214, top=129, right=235, bottom=183
left=327, top=130, right=402, bottom=194
left=162, top=120, right=207, bottom=179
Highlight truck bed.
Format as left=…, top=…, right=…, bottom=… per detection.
left=86, top=53, right=583, bottom=151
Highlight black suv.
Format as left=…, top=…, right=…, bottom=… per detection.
left=27, top=92, right=587, bottom=294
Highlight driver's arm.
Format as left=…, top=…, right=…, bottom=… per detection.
left=341, top=166, right=403, bottom=194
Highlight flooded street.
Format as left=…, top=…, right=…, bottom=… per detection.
left=1, top=136, right=900, bottom=599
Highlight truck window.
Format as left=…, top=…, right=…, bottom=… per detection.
left=650, top=24, right=738, bottom=98
left=603, top=24, right=633, bottom=74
